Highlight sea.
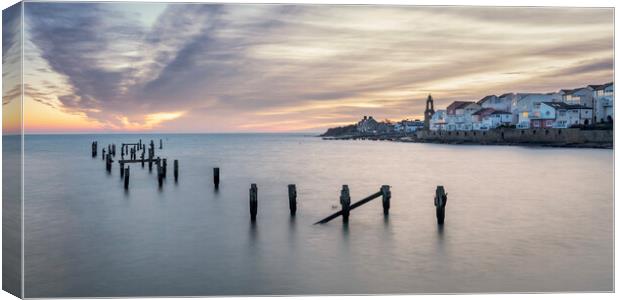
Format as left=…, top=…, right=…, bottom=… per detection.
left=18, top=133, right=613, bottom=297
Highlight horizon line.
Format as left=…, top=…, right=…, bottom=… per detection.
left=6, top=131, right=324, bottom=136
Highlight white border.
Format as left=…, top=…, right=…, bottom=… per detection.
left=0, top=1, right=617, bottom=300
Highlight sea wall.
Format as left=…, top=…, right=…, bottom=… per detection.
left=416, top=128, right=613, bottom=146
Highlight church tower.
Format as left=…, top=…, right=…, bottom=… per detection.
left=424, top=94, right=435, bottom=130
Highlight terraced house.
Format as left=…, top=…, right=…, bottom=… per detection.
left=429, top=82, right=613, bottom=131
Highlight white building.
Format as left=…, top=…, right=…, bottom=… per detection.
left=445, top=101, right=481, bottom=131
left=511, top=93, right=562, bottom=128
left=561, top=87, right=594, bottom=107
left=429, top=110, right=447, bottom=131
left=473, top=109, right=513, bottom=130
left=478, top=94, right=512, bottom=112
left=539, top=102, right=593, bottom=128
left=590, top=82, right=614, bottom=123
left=356, top=116, right=379, bottom=133
left=488, top=111, right=513, bottom=128
left=471, top=108, right=495, bottom=131
left=394, top=119, right=424, bottom=133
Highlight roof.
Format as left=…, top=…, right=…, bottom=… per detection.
left=561, top=87, right=592, bottom=95
left=560, top=89, right=575, bottom=95
left=490, top=110, right=512, bottom=115
left=472, top=108, right=495, bottom=116
left=446, top=101, right=475, bottom=111
left=588, top=82, right=613, bottom=91
left=477, top=95, right=497, bottom=104
left=542, top=102, right=591, bottom=110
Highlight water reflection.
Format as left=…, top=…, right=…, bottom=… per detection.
left=436, top=224, right=445, bottom=252
left=341, top=222, right=349, bottom=239
left=437, top=224, right=444, bottom=239
left=249, top=220, right=258, bottom=244
left=23, top=134, right=613, bottom=295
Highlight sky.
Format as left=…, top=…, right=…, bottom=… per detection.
left=2, top=3, right=614, bottom=133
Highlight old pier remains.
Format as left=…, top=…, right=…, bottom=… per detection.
left=89, top=140, right=449, bottom=228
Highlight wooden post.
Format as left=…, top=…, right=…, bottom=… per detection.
left=158, top=166, right=163, bottom=188
left=381, top=185, right=391, bottom=215
left=91, top=141, right=97, bottom=157
left=288, top=184, right=297, bottom=216
left=112, top=144, right=116, bottom=156
left=120, top=162, right=125, bottom=178
left=159, top=139, right=162, bottom=149
left=124, top=166, right=130, bottom=190
left=106, top=154, right=112, bottom=173
left=174, top=160, right=179, bottom=182
left=162, top=158, right=167, bottom=178
left=213, top=167, right=220, bottom=189
left=141, top=152, right=145, bottom=168
left=434, top=186, right=448, bottom=224
left=340, top=185, right=351, bottom=223
left=139, top=139, right=142, bottom=150
left=121, top=146, right=125, bottom=156
left=102, top=148, right=106, bottom=160
left=249, top=184, right=258, bottom=221
left=156, top=158, right=163, bottom=188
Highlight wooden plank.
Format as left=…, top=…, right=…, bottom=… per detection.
left=314, top=190, right=383, bottom=224
left=118, top=158, right=158, bottom=163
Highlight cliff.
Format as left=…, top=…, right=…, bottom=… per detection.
left=321, top=124, right=357, bottom=137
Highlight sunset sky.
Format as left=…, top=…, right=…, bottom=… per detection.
left=2, top=3, right=614, bottom=133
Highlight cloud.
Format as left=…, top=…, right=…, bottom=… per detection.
left=3, top=3, right=22, bottom=106
left=551, top=58, right=614, bottom=76
left=23, top=3, right=614, bottom=132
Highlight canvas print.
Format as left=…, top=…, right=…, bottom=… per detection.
left=1, top=1, right=614, bottom=298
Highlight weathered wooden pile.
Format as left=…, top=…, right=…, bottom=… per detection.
left=90, top=140, right=449, bottom=225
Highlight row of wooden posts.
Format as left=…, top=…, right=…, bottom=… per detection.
left=250, top=183, right=448, bottom=224
left=91, top=140, right=449, bottom=224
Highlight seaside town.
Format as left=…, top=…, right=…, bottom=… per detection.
left=322, top=82, right=614, bottom=147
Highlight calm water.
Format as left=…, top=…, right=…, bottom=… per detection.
left=23, top=134, right=613, bottom=297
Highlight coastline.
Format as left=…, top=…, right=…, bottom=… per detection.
left=320, top=128, right=613, bottom=149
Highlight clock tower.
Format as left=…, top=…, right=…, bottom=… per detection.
left=424, top=94, right=435, bottom=130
